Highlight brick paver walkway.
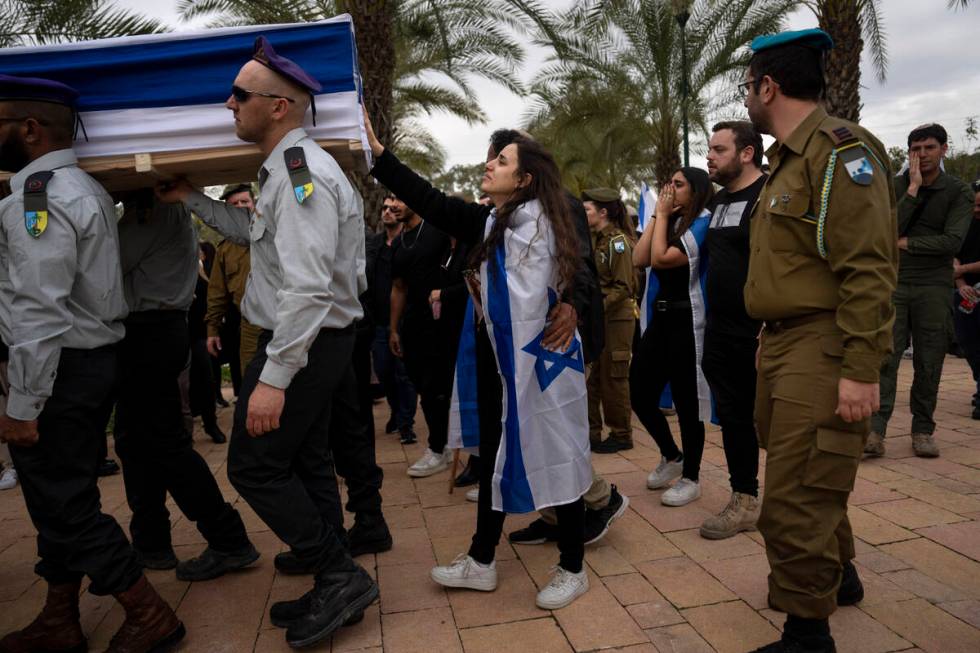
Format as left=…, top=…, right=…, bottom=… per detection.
left=2, top=358, right=980, bottom=652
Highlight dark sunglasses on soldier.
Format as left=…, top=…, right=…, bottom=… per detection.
left=231, top=85, right=296, bottom=104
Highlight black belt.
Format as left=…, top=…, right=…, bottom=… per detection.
left=125, top=309, right=186, bottom=324
left=764, top=312, right=835, bottom=333
left=654, top=299, right=691, bottom=312
left=260, top=324, right=355, bottom=339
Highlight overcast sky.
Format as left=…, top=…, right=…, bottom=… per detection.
left=122, top=0, right=980, bottom=170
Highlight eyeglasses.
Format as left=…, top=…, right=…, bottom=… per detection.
left=231, top=85, right=296, bottom=104
left=736, top=79, right=757, bottom=99
left=382, top=206, right=396, bottom=213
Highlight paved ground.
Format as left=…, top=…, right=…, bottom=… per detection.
left=2, top=357, right=980, bottom=652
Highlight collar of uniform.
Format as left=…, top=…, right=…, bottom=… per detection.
left=258, top=127, right=309, bottom=185
left=10, top=148, right=78, bottom=190
left=598, top=223, right=620, bottom=238
left=924, top=170, right=949, bottom=191
left=780, top=106, right=827, bottom=156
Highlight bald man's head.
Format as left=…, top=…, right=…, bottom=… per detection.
left=0, top=100, right=75, bottom=172
left=227, top=61, right=310, bottom=144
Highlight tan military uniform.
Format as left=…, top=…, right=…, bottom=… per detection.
left=587, top=224, right=639, bottom=445
left=746, top=106, right=898, bottom=619
left=205, top=239, right=263, bottom=370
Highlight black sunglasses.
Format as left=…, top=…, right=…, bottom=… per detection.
left=231, top=85, right=296, bottom=104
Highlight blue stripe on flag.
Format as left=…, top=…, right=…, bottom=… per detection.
left=643, top=269, right=673, bottom=409
left=487, top=246, right=534, bottom=514
left=455, top=298, right=480, bottom=448
left=0, top=22, right=356, bottom=111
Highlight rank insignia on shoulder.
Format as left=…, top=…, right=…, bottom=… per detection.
left=839, top=145, right=874, bottom=186
left=24, top=171, right=54, bottom=238
left=284, top=146, right=314, bottom=204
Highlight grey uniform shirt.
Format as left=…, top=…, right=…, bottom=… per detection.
left=118, top=200, right=198, bottom=312
left=0, top=149, right=127, bottom=420
left=185, top=127, right=366, bottom=389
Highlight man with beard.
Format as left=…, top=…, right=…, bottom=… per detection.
left=867, top=123, right=974, bottom=458
left=740, top=30, right=897, bottom=653
left=0, top=74, right=184, bottom=653
left=369, top=195, right=418, bottom=443
left=388, top=194, right=454, bottom=475
left=699, top=121, right=766, bottom=540
left=156, top=37, right=378, bottom=648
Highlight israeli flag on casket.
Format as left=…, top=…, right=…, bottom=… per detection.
left=0, top=16, right=367, bottom=167
left=449, top=201, right=593, bottom=514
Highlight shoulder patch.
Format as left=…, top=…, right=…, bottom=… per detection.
left=284, top=146, right=313, bottom=204
left=838, top=145, right=874, bottom=185
left=24, top=171, right=54, bottom=238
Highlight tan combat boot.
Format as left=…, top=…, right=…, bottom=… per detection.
left=699, top=492, right=760, bottom=540
left=864, top=431, right=885, bottom=457
left=0, top=580, right=86, bottom=653
left=912, top=432, right=940, bottom=458
left=107, top=575, right=185, bottom=653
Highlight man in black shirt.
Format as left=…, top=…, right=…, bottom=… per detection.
left=952, top=182, right=980, bottom=418
left=388, top=196, right=455, bottom=477
left=699, top=121, right=766, bottom=541
left=368, top=197, right=418, bottom=443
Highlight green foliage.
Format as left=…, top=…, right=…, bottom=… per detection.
left=887, top=146, right=907, bottom=175
left=0, top=0, right=168, bottom=47
left=431, top=162, right=487, bottom=201
left=177, top=0, right=534, bottom=174
left=523, top=0, right=799, bottom=189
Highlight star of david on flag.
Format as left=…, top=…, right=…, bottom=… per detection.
left=521, top=331, right=585, bottom=392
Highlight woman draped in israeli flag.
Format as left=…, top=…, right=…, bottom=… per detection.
left=631, top=168, right=714, bottom=507
left=431, top=135, right=594, bottom=609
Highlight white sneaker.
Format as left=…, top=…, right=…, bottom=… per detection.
left=646, top=456, right=683, bottom=489
left=430, top=554, right=497, bottom=591
left=661, top=478, right=701, bottom=506
left=465, top=487, right=479, bottom=502
left=536, top=566, right=589, bottom=610
left=0, top=467, right=17, bottom=491
left=407, top=448, right=449, bottom=478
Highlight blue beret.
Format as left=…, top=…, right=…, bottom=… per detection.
left=0, top=74, right=79, bottom=106
left=751, top=29, right=834, bottom=54
left=252, top=36, right=322, bottom=94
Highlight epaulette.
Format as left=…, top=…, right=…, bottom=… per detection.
left=24, top=171, right=54, bottom=238
left=820, top=123, right=860, bottom=147
left=284, top=146, right=313, bottom=204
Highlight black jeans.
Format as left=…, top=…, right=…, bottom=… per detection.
left=629, top=307, right=705, bottom=481
left=701, top=328, right=759, bottom=496
left=115, top=311, right=249, bottom=555
left=10, top=346, right=142, bottom=595
left=227, top=328, right=355, bottom=571
left=952, top=290, right=980, bottom=400
left=189, top=336, right=218, bottom=429
left=466, top=323, right=585, bottom=573
left=329, top=321, right=385, bottom=519
left=401, top=322, right=453, bottom=453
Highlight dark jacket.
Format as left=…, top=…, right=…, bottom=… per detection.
left=370, top=149, right=605, bottom=363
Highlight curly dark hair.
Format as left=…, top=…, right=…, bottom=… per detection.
left=470, top=136, right=580, bottom=292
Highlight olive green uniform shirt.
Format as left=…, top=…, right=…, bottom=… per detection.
left=894, top=171, right=974, bottom=287
left=592, top=224, right=638, bottom=321
left=205, top=239, right=252, bottom=338
left=745, top=107, right=898, bottom=384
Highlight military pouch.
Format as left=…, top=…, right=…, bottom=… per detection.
left=802, top=427, right=863, bottom=492
left=610, top=349, right=631, bottom=378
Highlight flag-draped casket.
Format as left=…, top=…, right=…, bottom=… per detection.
left=0, top=16, right=368, bottom=190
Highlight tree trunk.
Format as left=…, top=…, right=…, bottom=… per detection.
left=348, top=1, right=396, bottom=229
left=818, top=0, right=863, bottom=122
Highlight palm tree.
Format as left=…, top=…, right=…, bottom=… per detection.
left=526, top=0, right=798, bottom=185
left=806, top=0, right=886, bottom=122
left=178, top=0, right=534, bottom=221
left=0, top=0, right=167, bottom=47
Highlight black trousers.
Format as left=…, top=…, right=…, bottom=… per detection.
left=10, top=346, right=142, bottom=596
left=466, top=323, right=585, bottom=573
left=701, top=328, right=760, bottom=496
left=401, top=322, right=453, bottom=453
left=329, top=321, right=384, bottom=519
left=189, top=336, right=218, bottom=429
left=115, top=311, right=248, bottom=555
left=629, top=308, right=705, bottom=481
left=227, top=328, right=355, bottom=571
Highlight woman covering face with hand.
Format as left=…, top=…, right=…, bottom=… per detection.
left=632, top=167, right=714, bottom=508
